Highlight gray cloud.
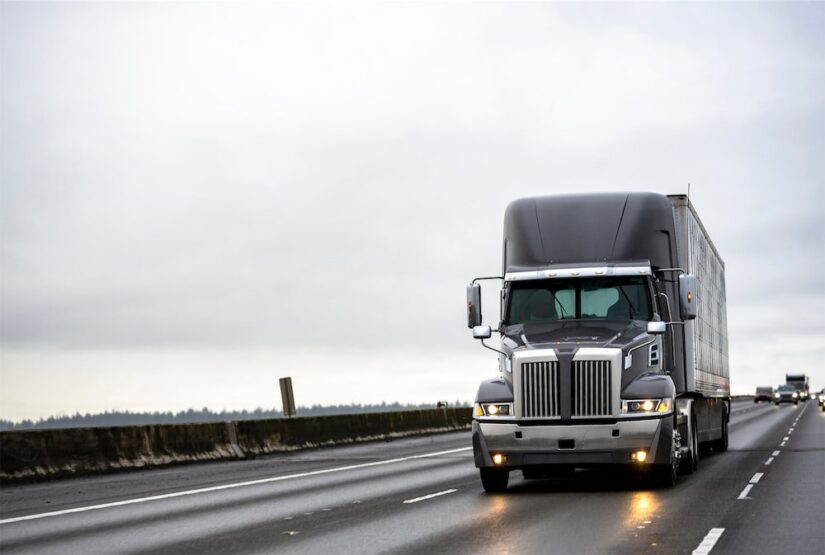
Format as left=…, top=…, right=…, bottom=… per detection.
left=1, top=2, right=823, bottom=418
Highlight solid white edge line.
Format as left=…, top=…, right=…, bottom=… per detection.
left=692, top=527, right=725, bottom=555
left=749, top=473, right=763, bottom=484
left=0, top=446, right=472, bottom=525
left=403, top=488, right=458, bottom=504
left=737, top=484, right=754, bottom=499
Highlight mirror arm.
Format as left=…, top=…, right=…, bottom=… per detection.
left=472, top=276, right=504, bottom=284
left=480, top=336, right=508, bottom=357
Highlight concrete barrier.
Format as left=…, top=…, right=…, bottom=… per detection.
left=0, top=408, right=472, bottom=482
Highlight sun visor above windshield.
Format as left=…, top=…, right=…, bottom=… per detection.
left=504, top=264, right=652, bottom=282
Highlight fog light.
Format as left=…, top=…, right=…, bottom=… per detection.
left=632, top=450, right=647, bottom=462
left=492, top=453, right=507, bottom=465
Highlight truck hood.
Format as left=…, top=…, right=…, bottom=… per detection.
left=500, top=320, right=650, bottom=353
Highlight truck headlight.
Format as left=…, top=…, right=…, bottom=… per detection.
left=474, top=402, right=513, bottom=418
left=792, top=392, right=798, bottom=398
left=775, top=393, right=780, bottom=398
left=621, top=398, right=673, bottom=416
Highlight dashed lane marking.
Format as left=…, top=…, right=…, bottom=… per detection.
left=772, top=450, right=780, bottom=456
left=749, top=473, right=763, bottom=484
left=692, top=528, right=725, bottom=555
left=737, top=484, right=754, bottom=499
left=403, top=489, right=458, bottom=504
left=765, top=457, right=774, bottom=465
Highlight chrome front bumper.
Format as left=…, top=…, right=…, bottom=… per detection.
left=472, top=417, right=671, bottom=468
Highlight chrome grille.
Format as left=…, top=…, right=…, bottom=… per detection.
left=520, top=361, right=559, bottom=418
left=572, top=360, right=612, bottom=417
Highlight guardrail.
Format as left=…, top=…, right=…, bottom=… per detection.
left=0, top=408, right=472, bottom=483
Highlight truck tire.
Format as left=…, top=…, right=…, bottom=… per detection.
left=679, top=414, right=699, bottom=475
left=653, top=462, right=678, bottom=487
left=654, top=417, right=680, bottom=487
left=712, top=407, right=728, bottom=453
left=480, top=468, right=509, bottom=492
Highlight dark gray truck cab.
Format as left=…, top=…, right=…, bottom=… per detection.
left=467, top=193, right=730, bottom=491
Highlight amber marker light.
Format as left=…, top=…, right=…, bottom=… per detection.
left=492, top=453, right=507, bottom=465
left=687, top=291, right=693, bottom=303
left=632, top=451, right=647, bottom=462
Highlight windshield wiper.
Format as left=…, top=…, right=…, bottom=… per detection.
left=617, top=285, right=640, bottom=319
left=547, top=289, right=571, bottom=319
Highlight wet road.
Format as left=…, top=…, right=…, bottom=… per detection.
left=1, top=400, right=823, bottom=554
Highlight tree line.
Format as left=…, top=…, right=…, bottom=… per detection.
left=0, top=400, right=469, bottom=431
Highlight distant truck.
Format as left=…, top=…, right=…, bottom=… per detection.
left=785, top=374, right=809, bottom=401
left=467, top=193, right=730, bottom=491
left=754, top=386, right=774, bottom=403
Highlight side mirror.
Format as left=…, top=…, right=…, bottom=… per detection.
left=679, top=274, right=698, bottom=320
left=473, top=325, right=492, bottom=339
left=466, top=284, right=482, bottom=328
left=647, top=321, right=666, bottom=334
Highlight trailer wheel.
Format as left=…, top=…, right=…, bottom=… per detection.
left=480, top=468, right=509, bottom=493
left=679, top=413, right=699, bottom=475
left=712, top=407, right=728, bottom=453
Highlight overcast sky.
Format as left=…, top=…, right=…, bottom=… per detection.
left=1, top=2, right=823, bottom=421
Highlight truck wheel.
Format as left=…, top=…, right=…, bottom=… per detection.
left=480, top=468, right=509, bottom=492
left=712, top=408, right=728, bottom=453
left=653, top=462, right=678, bottom=487
left=754, top=399, right=758, bottom=403
left=794, top=400, right=798, bottom=406
left=679, top=415, right=699, bottom=475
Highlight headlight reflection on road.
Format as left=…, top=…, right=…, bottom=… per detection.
left=625, top=492, right=659, bottom=531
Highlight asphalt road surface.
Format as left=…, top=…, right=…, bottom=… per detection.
left=2, top=400, right=823, bottom=554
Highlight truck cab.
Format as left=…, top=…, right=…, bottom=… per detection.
left=467, top=193, right=729, bottom=492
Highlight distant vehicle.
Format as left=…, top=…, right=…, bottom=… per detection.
left=816, top=389, right=825, bottom=410
left=467, top=193, right=729, bottom=491
left=774, top=385, right=798, bottom=405
left=785, top=373, right=810, bottom=401
left=754, top=386, right=773, bottom=403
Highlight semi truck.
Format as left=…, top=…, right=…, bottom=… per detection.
left=466, top=192, right=730, bottom=491
left=785, top=373, right=809, bottom=401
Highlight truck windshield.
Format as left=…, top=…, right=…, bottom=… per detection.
left=506, top=277, right=652, bottom=324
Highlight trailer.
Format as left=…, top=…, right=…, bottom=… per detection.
left=466, top=192, right=729, bottom=491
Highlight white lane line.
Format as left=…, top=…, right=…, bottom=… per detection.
left=782, top=436, right=789, bottom=441
left=780, top=441, right=787, bottom=447
left=0, top=446, right=472, bottom=525
left=737, top=484, right=754, bottom=499
left=749, top=473, right=763, bottom=484
left=403, top=488, right=458, bottom=504
left=772, top=450, right=780, bottom=456
left=692, top=528, right=725, bottom=555
left=765, top=457, right=774, bottom=466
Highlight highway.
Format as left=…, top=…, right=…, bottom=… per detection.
left=1, top=400, right=823, bottom=554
